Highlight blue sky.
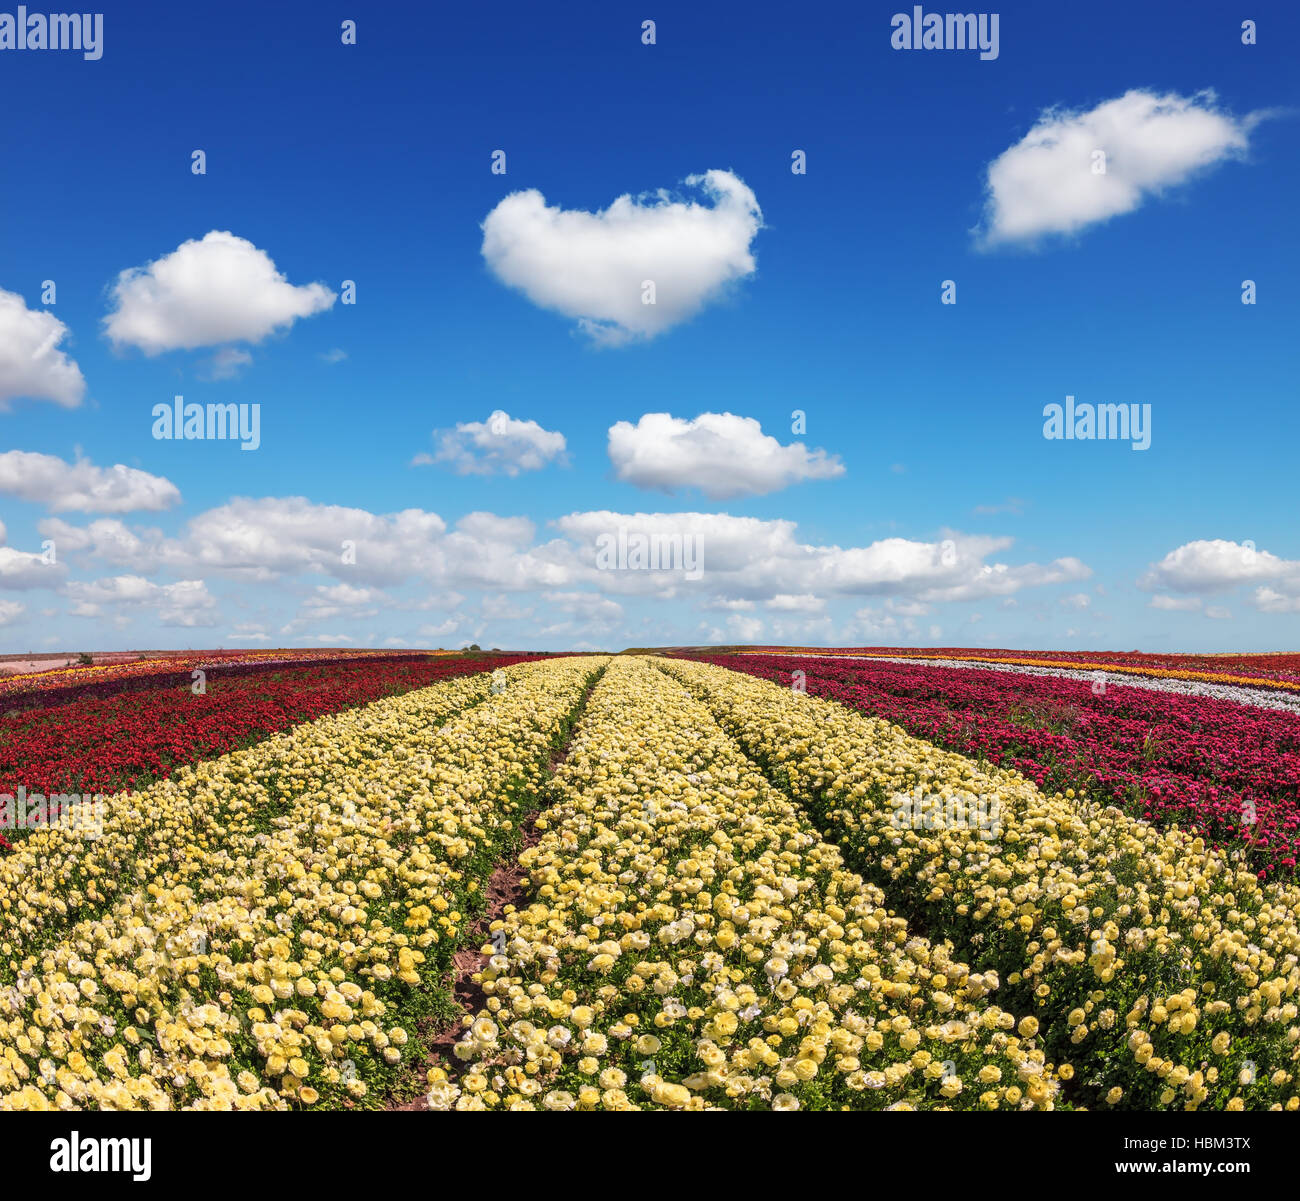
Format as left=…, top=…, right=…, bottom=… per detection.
left=0, top=0, right=1297, bottom=653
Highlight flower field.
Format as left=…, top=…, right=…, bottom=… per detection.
left=431, top=657, right=1063, bottom=1111
left=656, top=658, right=1300, bottom=1112
left=0, top=648, right=472, bottom=712
left=0, top=654, right=602, bottom=1108
left=1, top=650, right=1297, bottom=1112
left=694, top=653, right=1300, bottom=878
left=0, top=652, right=545, bottom=807
left=740, top=646, right=1300, bottom=692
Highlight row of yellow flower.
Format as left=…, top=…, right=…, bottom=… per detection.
left=0, top=656, right=606, bottom=1109
left=659, top=658, right=1300, bottom=1111
left=432, top=657, right=1065, bottom=1110
left=2, top=669, right=491, bottom=949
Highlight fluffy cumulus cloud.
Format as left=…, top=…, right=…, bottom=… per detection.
left=0, top=451, right=180, bottom=513
left=481, top=169, right=762, bottom=346
left=66, top=575, right=219, bottom=627
left=977, top=90, right=1259, bottom=247
left=1255, top=588, right=1300, bottom=614
left=543, top=591, right=623, bottom=622
left=0, top=288, right=86, bottom=410
left=846, top=606, right=909, bottom=641
left=44, top=496, right=570, bottom=594
left=103, top=231, right=336, bottom=354
left=297, top=583, right=385, bottom=621
left=1140, top=539, right=1300, bottom=615
left=41, top=496, right=1095, bottom=644
left=766, top=593, right=825, bottom=613
left=1139, top=539, right=1298, bottom=593
left=0, top=598, right=25, bottom=626
left=722, top=614, right=763, bottom=642
left=538, top=590, right=625, bottom=638
left=0, top=519, right=62, bottom=589
left=36, top=516, right=177, bottom=573
left=554, top=511, right=1090, bottom=604
left=607, top=412, right=843, bottom=499
left=417, top=411, right=567, bottom=476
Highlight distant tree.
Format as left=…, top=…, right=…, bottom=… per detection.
left=468, top=643, right=481, bottom=652
left=77, top=652, right=94, bottom=665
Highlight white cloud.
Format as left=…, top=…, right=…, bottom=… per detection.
left=285, top=582, right=386, bottom=628
left=542, top=591, right=624, bottom=627
left=1149, top=594, right=1203, bottom=612
left=766, top=593, right=825, bottom=613
left=0, top=288, right=86, bottom=410
left=40, top=497, right=572, bottom=594
left=977, top=90, right=1259, bottom=247
left=0, top=520, right=61, bottom=588
left=419, top=411, right=567, bottom=476
left=1205, top=606, right=1232, bottom=620
left=0, top=450, right=180, bottom=513
left=1059, top=592, right=1091, bottom=610
left=66, top=575, right=219, bottom=627
left=818, top=537, right=1090, bottom=603
left=1255, top=587, right=1300, bottom=614
left=202, top=347, right=254, bottom=380
left=104, top=231, right=336, bottom=354
left=1140, top=539, right=1296, bottom=593
left=42, top=496, right=1093, bottom=642
left=608, top=412, right=843, bottom=498
left=0, top=599, right=25, bottom=626
left=320, top=348, right=347, bottom=364
left=768, top=615, right=834, bottom=644
left=725, top=614, right=763, bottom=642
left=481, top=593, right=534, bottom=621
left=555, top=511, right=1089, bottom=605
left=481, top=169, right=762, bottom=346
left=182, top=498, right=450, bottom=585
left=458, top=513, right=536, bottom=546
left=36, top=516, right=175, bottom=572
left=312, top=582, right=382, bottom=608
left=847, top=607, right=909, bottom=641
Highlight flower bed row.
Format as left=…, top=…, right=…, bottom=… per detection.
left=0, top=653, right=547, bottom=814
left=739, top=647, right=1300, bottom=691
left=432, top=657, right=1063, bottom=1111
left=0, top=655, right=605, bottom=1110
left=697, top=653, right=1300, bottom=878
left=658, top=657, right=1300, bottom=1112
left=854, top=654, right=1300, bottom=715
left=0, top=648, right=467, bottom=707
